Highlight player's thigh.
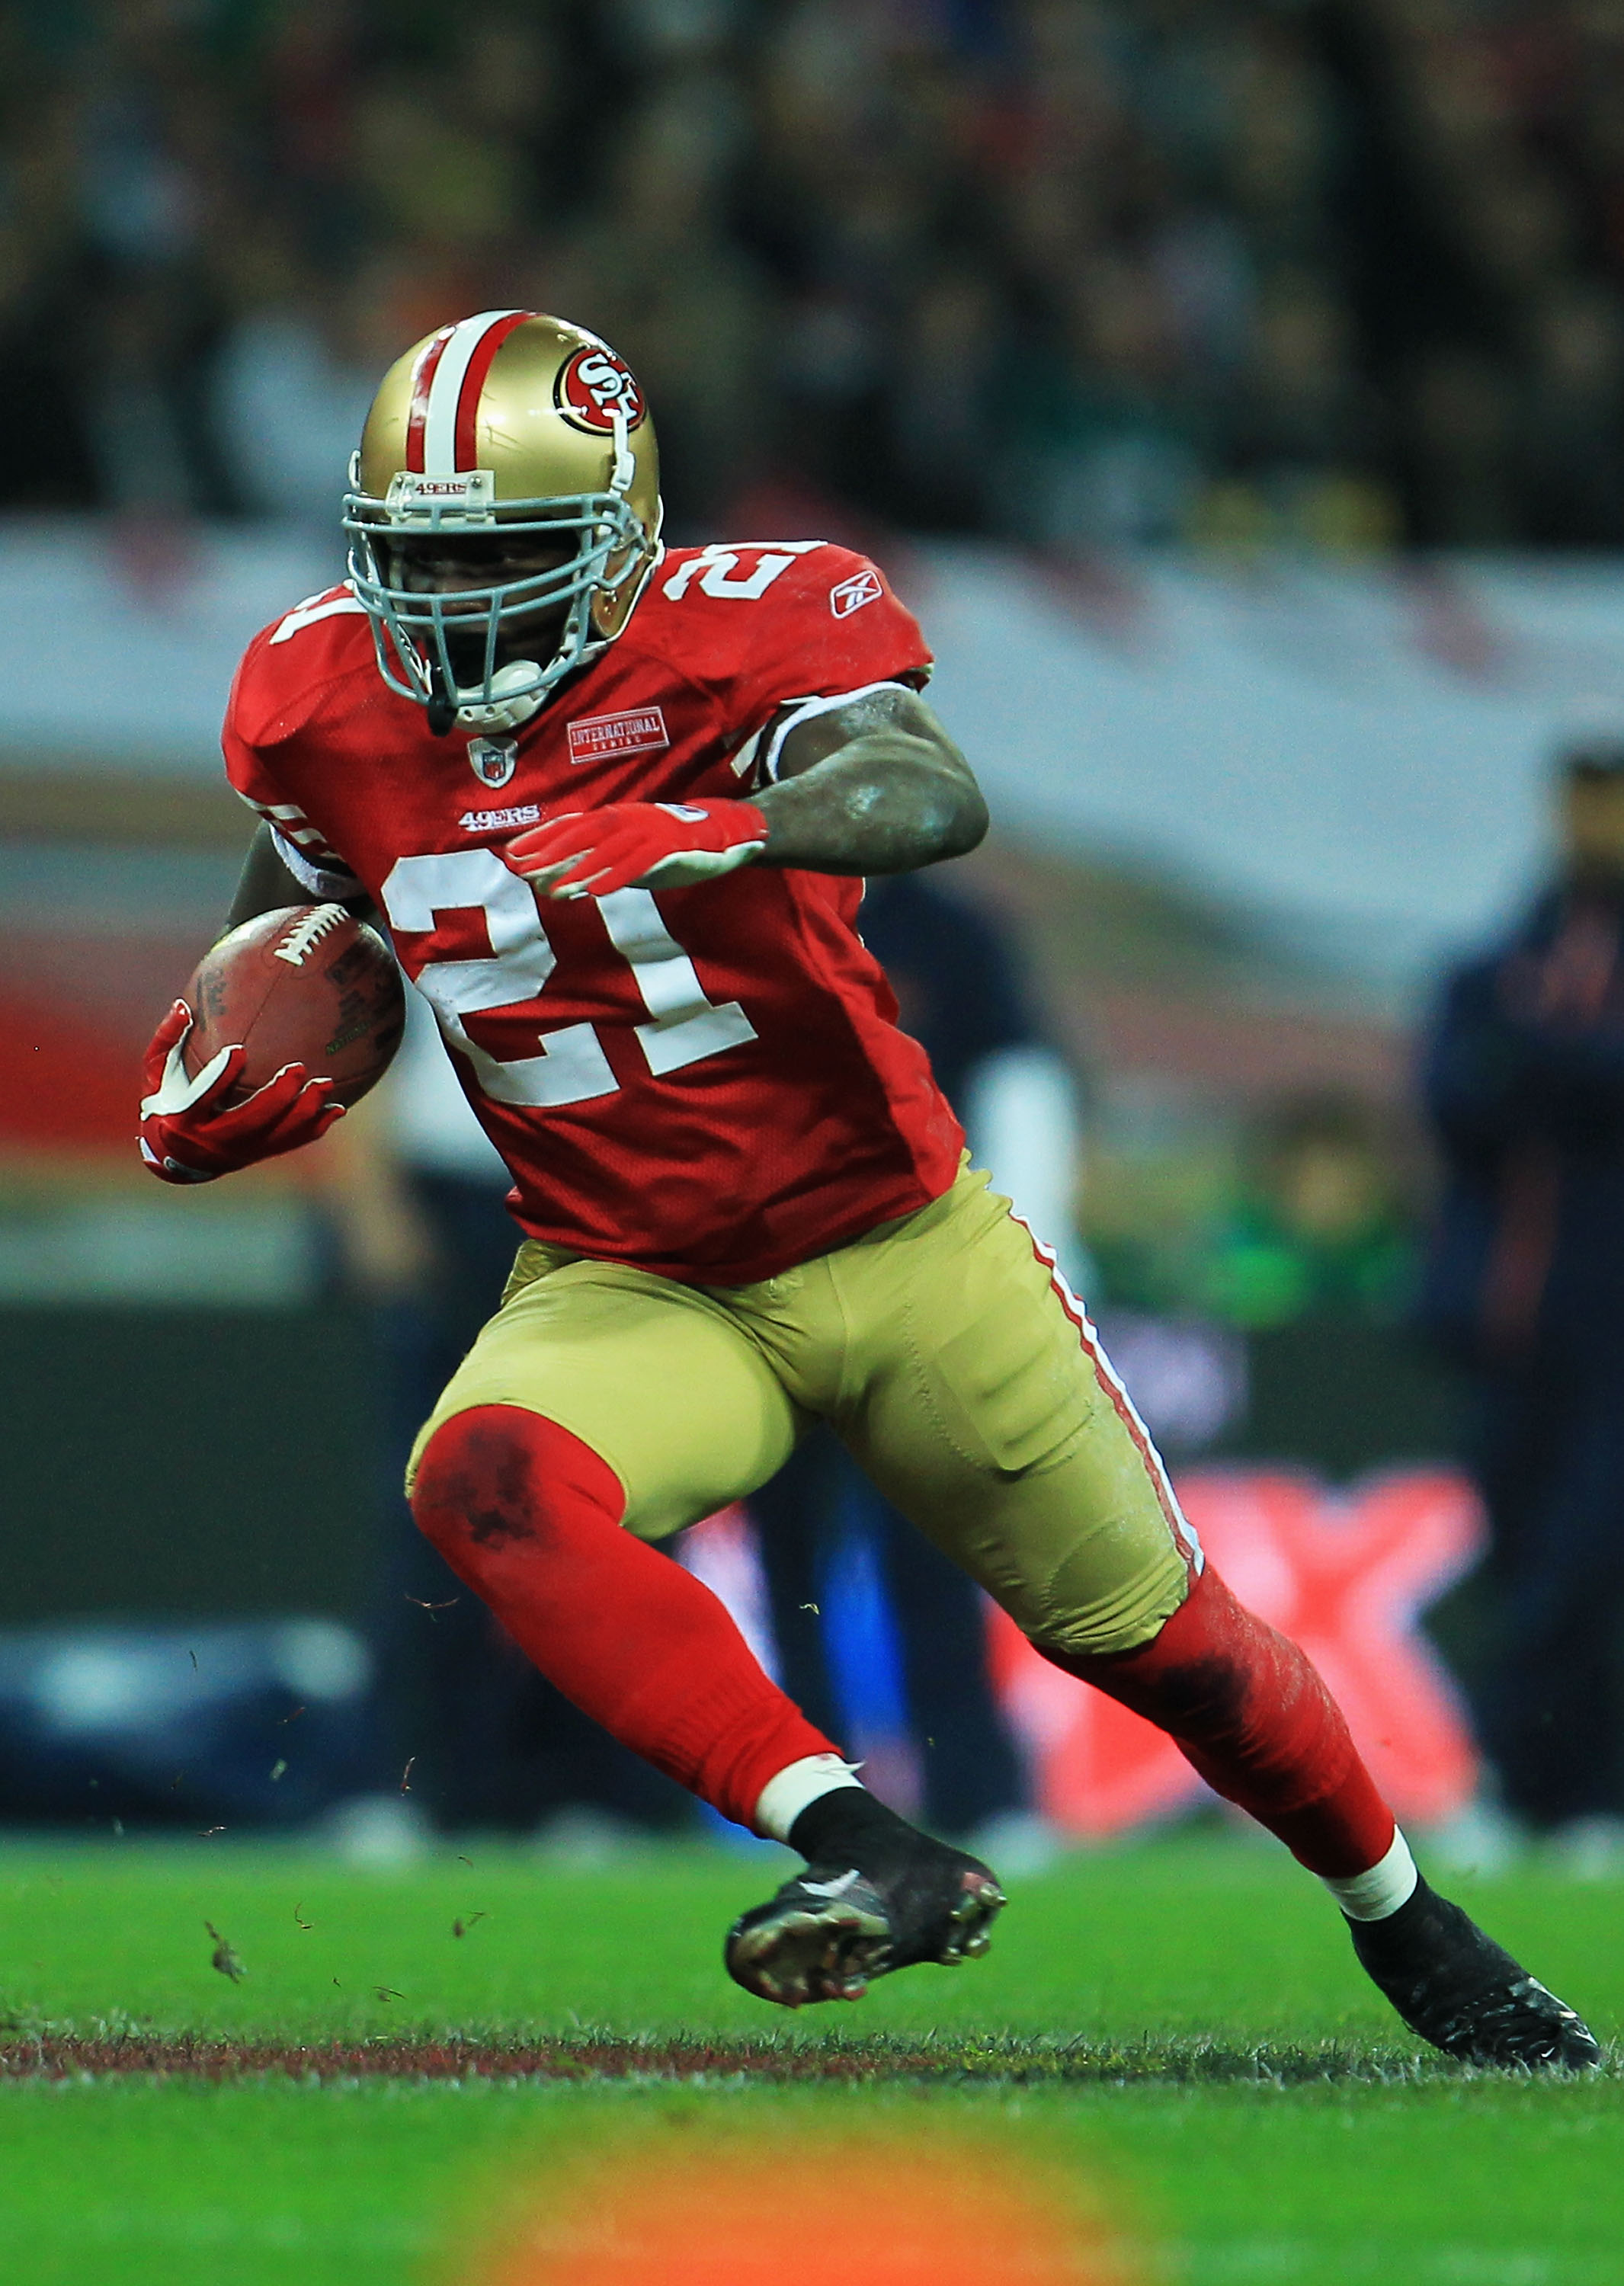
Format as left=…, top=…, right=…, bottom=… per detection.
left=842, top=1170, right=1193, bottom=1657
left=406, top=1248, right=801, bottom=1542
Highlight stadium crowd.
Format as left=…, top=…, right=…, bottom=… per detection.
left=5, top=0, right=1624, bottom=552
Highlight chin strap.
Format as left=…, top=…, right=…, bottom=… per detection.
left=451, top=659, right=549, bottom=735
left=426, top=658, right=546, bottom=738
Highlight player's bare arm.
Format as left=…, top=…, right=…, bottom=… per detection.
left=753, top=684, right=988, bottom=877
left=226, top=821, right=380, bottom=930
left=508, top=687, right=985, bottom=901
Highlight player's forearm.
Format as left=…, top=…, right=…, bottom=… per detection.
left=226, top=822, right=379, bottom=933
left=753, top=731, right=989, bottom=876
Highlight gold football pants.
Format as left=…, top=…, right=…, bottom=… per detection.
left=408, top=1161, right=1196, bottom=1659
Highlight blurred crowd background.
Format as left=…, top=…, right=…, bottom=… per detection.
left=9, top=0, right=1624, bottom=548
left=3, top=0, right=1624, bottom=1874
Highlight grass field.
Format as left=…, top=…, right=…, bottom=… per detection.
left=1, top=1832, right=1619, bottom=2284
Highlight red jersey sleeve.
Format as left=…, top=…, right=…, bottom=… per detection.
left=220, top=591, right=367, bottom=896
left=221, top=640, right=287, bottom=816
left=679, top=543, right=933, bottom=774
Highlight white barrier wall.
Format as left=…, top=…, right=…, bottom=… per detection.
left=5, top=519, right=1620, bottom=978
left=913, top=546, right=1624, bottom=984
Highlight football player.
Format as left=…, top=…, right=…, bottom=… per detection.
left=141, top=311, right=1595, bottom=2067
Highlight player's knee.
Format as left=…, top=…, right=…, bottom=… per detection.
left=409, top=1406, right=530, bottom=1560
left=408, top=1403, right=626, bottom=1560
left=1047, top=1562, right=1332, bottom=1763
left=1023, top=1538, right=1193, bottom=1664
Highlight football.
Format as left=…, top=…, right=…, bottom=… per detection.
left=181, top=903, right=405, bottom=1109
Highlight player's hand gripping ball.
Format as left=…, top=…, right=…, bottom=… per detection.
left=506, top=798, right=768, bottom=898
left=138, top=903, right=405, bottom=1184
left=139, top=999, right=343, bottom=1185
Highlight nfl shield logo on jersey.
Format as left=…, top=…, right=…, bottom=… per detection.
left=467, top=736, right=518, bottom=789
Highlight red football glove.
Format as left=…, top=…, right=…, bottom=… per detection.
left=138, top=999, right=344, bottom=1185
left=507, top=799, right=769, bottom=898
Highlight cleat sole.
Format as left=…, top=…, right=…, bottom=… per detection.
left=726, top=1854, right=1006, bottom=2009
left=726, top=1900, right=891, bottom=2009
left=937, top=1874, right=1006, bottom=1964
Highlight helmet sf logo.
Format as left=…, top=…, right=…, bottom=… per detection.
left=555, top=345, right=645, bottom=435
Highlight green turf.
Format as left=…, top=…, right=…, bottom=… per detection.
left=1, top=1835, right=1620, bottom=2284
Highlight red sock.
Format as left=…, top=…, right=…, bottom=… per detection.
left=410, top=1405, right=840, bottom=1830
left=1043, top=1564, right=1396, bottom=1877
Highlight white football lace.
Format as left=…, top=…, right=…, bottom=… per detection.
left=273, top=904, right=348, bottom=966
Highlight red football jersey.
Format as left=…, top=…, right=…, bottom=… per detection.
left=223, top=540, right=966, bottom=1283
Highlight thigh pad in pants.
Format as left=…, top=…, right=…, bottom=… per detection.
left=805, top=1168, right=1197, bottom=1658
left=405, top=1247, right=802, bottom=1542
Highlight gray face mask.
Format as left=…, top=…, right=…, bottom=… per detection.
left=342, top=431, right=658, bottom=736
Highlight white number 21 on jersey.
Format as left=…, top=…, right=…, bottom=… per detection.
left=380, top=849, right=756, bottom=1107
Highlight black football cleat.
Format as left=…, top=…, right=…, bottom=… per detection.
left=1350, top=1877, right=1602, bottom=2070
left=726, top=1834, right=1005, bottom=2009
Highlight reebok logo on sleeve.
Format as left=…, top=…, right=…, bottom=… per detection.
left=830, top=568, right=884, bottom=619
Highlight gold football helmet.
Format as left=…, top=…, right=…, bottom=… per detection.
left=343, top=310, right=661, bottom=734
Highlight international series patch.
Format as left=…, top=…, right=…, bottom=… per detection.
left=566, top=706, right=671, bottom=765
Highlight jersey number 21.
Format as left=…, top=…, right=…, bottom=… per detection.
left=381, top=849, right=755, bottom=1107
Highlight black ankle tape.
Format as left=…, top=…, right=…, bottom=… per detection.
left=789, top=1787, right=918, bottom=1866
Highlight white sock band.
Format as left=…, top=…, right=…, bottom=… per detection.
left=1321, top=1828, right=1419, bottom=1922
left=754, top=1753, right=865, bottom=1843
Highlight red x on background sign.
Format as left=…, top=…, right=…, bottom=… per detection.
left=985, top=1468, right=1487, bottom=1837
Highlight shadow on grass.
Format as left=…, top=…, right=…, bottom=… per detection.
left=3, top=2028, right=1603, bottom=2084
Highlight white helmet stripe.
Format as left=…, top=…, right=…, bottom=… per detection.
left=419, top=309, right=525, bottom=474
